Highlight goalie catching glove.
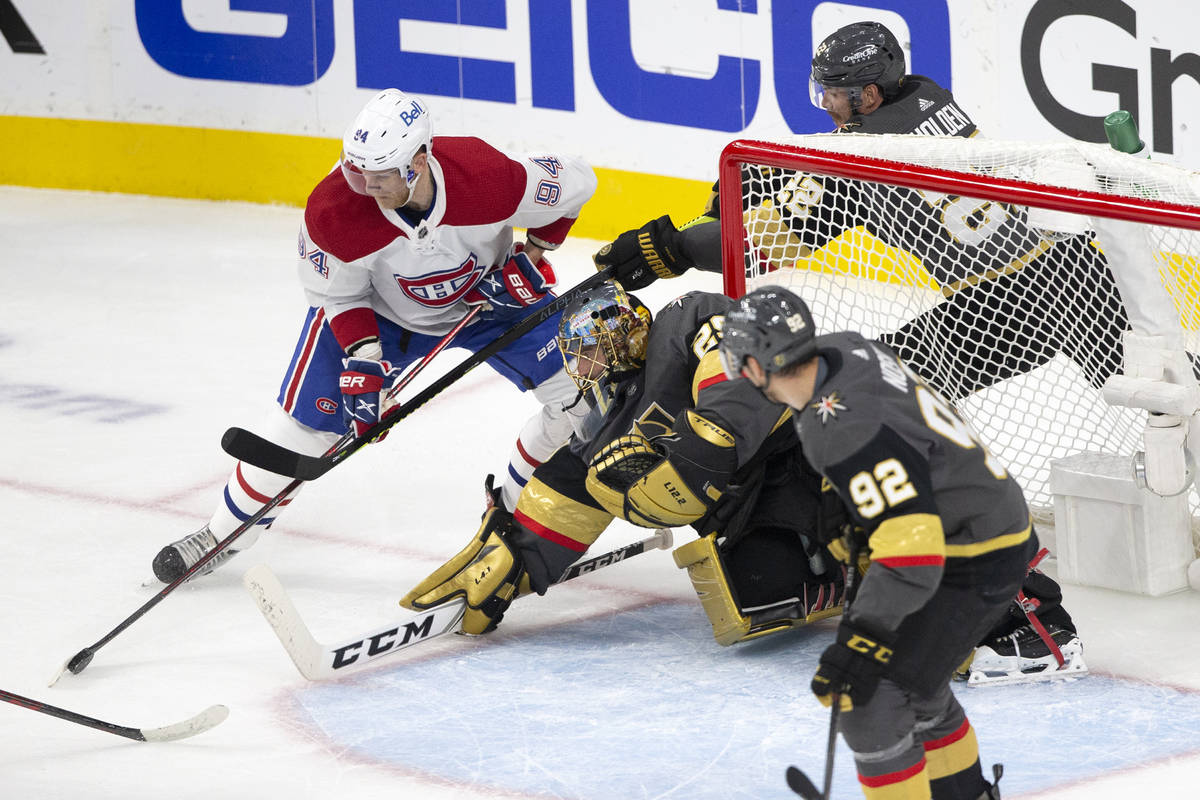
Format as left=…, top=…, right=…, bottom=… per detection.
left=400, top=507, right=529, bottom=635
left=586, top=412, right=737, bottom=528
left=587, top=433, right=715, bottom=527
left=592, top=215, right=688, bottom=291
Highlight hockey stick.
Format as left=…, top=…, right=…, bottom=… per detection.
left=50, top=308, right=484, bottom=684
left=0, top=689, right=228, bottom=743
left=244, top=526, right=674, bottom=680
left=786, top=540, right=861, bottom=800
left=222, top=266, right=617, bottom=481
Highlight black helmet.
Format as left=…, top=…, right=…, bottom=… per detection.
left=719, top=286, right=817, bottom=379
left=810, top=21, right=906, bottom=108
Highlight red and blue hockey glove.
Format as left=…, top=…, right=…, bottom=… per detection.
left=810, top=622, right=896, bottom=710
left=466, top=244, right=556, bottom=315
left=339, top=357, right=403, bottom=440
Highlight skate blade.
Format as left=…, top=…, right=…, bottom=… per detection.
left=967, top=654, right=1088, bottom=687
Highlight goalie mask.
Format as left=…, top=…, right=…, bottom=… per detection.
left=340, top=89, right=433, bottom=195
left=719, top=286, right=818, bottom=379
left=557, top=281, right=651, bottom=392
left=810, top=21, right=906, bottom=112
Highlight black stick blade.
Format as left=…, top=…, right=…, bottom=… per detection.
left=67, top=648, right=95, bottom=675
left=221, top=427, right=307, bottom=478
left=785, top=765, right=822, bottom=799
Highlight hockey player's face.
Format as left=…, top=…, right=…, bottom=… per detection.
left=361, top=168, right=411, bottom=207
left=574, top=342, right=609, bottom=382
left=819, top=86, right=854, bottom=126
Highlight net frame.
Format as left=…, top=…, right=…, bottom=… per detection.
left=718, top=136, right=1200, bottom=525
left=719, top=139, right=1200, bottom=297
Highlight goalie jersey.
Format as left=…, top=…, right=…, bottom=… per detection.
left=513, top=291, right=794, bottom=552
left=794, top=331, right=1035, bottom=637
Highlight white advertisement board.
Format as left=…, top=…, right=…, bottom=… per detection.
left=1, top=1, right=1196, bottom=196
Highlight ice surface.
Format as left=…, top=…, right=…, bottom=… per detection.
left=2, top=186, right=1199, bottom=799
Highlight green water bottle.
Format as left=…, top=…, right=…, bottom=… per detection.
left=1104, top=110, right=1148, bottom=157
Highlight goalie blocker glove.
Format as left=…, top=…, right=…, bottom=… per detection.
left=593, top=215, right=688, bottom=291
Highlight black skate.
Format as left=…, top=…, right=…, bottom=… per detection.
left=964, top=623, right=1087, bottom=686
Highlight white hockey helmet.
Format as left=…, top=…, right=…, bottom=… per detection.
left=340, top=89, right=433, bottom=195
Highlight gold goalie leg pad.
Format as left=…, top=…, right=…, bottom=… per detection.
left=400, top=508, right=526, bottom=635
left=674, top=533, right=843, bottom=646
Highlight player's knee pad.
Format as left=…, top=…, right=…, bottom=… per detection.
left=672, top=529, right=843, bottom=646
left=400, top=508, right=528, bottom=635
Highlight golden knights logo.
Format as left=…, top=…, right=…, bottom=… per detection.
left=811, top=392, right=847, bottom=424
left=396, top=253, right=487, bottom=307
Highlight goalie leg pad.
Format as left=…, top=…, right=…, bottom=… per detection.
left=401, top=508, right=526, bottom=635
left=673, top=533, right=753, bottom=646
left=673, top=531, right=844, bottom=646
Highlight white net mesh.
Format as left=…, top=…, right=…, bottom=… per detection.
left=726, top=134, right=1200, bottom=526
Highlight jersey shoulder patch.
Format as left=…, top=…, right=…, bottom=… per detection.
left=303, top=171, right=402, bottom=262
left=435, top=136, right=527, bottom=227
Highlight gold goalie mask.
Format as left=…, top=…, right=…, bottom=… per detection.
left=556, top=281, right=651, bottom=393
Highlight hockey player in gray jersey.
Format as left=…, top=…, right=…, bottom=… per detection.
left=720, top=286, right=1018, bottom=800
left=592, top=18, right=1087, bottom=680
left=400, top=282, right=847, bottom=643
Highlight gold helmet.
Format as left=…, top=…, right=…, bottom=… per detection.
left=557, top=281, right=651, bottom=391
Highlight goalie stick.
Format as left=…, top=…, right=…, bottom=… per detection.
left=50, top=308, right=485, bottom=685
left=0, top=689, right=228, bottom=743
left=222, top=267, right=617, bottom=481
left=244, top=526, right=673, bottom=680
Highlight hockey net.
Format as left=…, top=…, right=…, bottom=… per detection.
left=719, top=134, right=1200, bottom=531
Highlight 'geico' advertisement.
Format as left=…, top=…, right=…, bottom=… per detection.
left=1, top=0, right=1197, bottom=214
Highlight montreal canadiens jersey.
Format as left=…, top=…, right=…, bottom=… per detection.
left=297, top=136, right=597, bottom=336
left=794, top=331, right=1031, bottom=634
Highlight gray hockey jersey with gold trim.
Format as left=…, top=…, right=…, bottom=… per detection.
left=794, top=331, right=1031, bottom=634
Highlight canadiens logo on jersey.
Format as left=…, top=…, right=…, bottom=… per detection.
left=811, top=392, right=847, bottom=424
left=395, top=253, right=487, bottom=307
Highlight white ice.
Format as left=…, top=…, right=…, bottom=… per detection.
left=2, top=186, right=1200, bottom=799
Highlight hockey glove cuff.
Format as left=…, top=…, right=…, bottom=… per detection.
left=811, top=622, right=896, bottom=711
left=592, top=215, right=687, bottom=291
left=340, top=357, right=402, bottom=441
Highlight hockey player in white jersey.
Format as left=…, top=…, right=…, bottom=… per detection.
left=151, top=89, right=598, bottom=583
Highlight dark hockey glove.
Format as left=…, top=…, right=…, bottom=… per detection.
left=811, top=622, right=896, bottom=710
left=593, top=215, right=688, bottom=290
left=465, top=244, right=556, bottom=316
left=339, top=357, right=403, bottom=440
